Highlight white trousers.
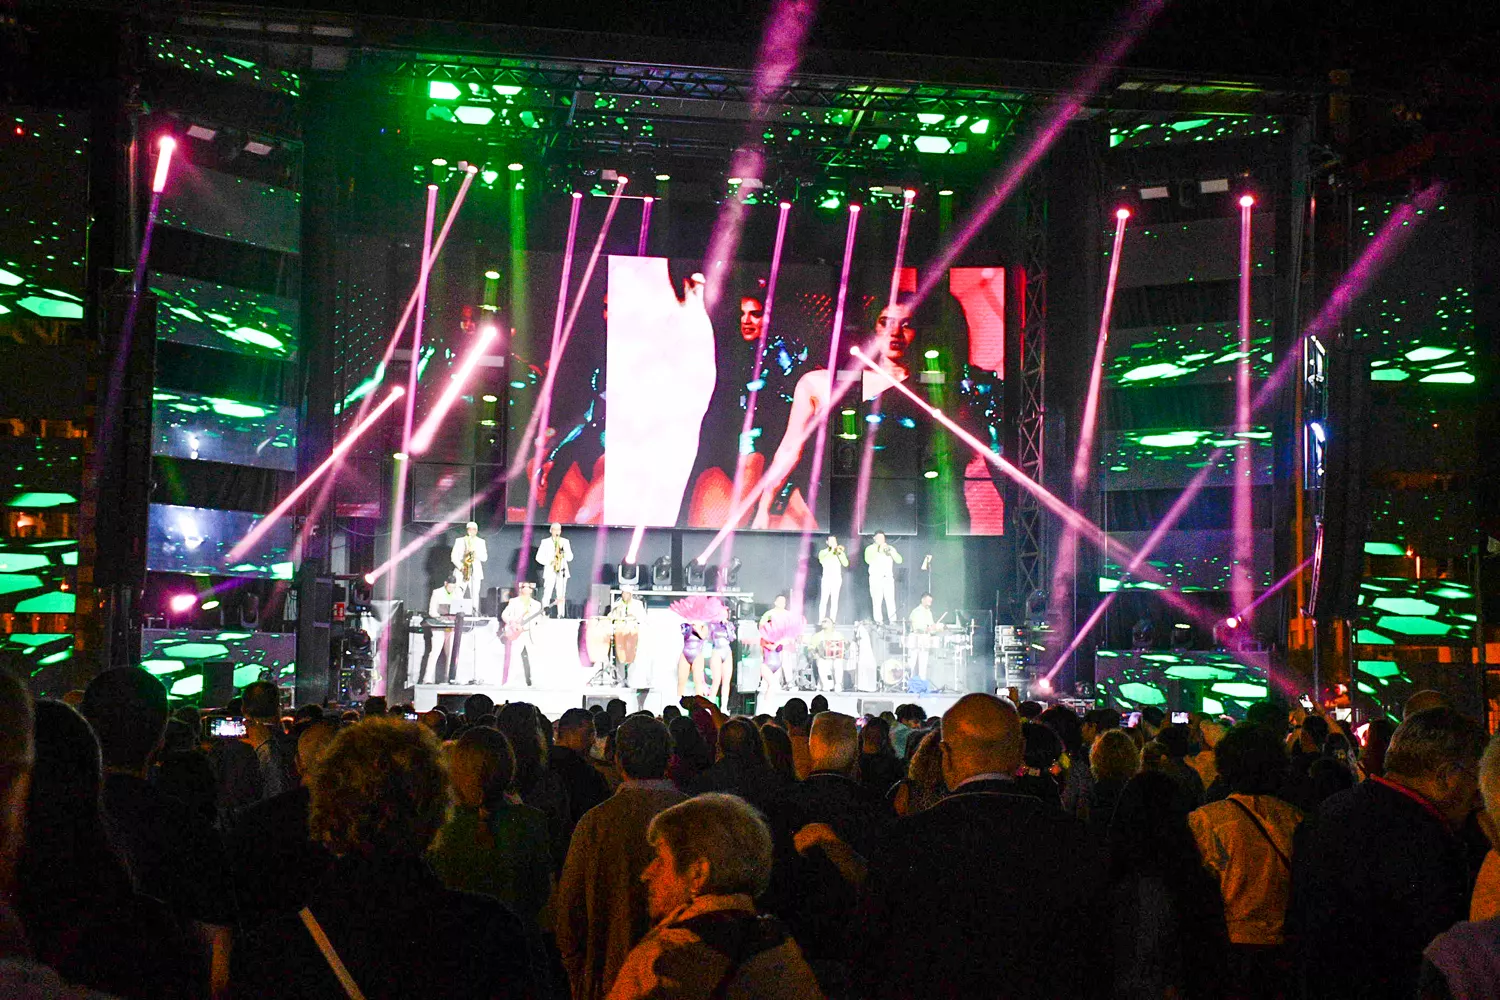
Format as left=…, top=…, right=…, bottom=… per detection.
left=908, top=635, right=933, bottom=679
left=542, top=568, right=568, bottom=614
left=818, top=575, right=842, bottom=623
left=458, top=574, right=483, bottom=605
left=870, top=577, right=896, bottom=624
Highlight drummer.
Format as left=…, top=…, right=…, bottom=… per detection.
left=608, top=585, right=645, bottom=669
left=907, top=592, right=938, bottom=681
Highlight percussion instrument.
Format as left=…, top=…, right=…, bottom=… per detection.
left=584, top=616, right=614, bottom=664
left=880, top=657, right=907, bottom=688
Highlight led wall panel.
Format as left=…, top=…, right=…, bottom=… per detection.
left=1100, top=529, right=1274, bottom=592
left=151, top=271, right=298, bottom=361
left=0, top=437, right=85, bottom=503
left=147, top=503, right=292, bottom=579
left=0, top=539, right=76, bottom=614
left=0, top=108, right=88, bottom=337
left=1107, top=321, right=1273, bottom=387
left=158, top=166, right=301, bottom=253
left=140, top=627, right=297, bottom=701
left=1099, top=426, right=1273, bottom=490
left=1094, top=648, right=1271, bottom=717
left=1353, top=577, right=1476, bottom=646
left=152, top=389, right=297, bottom=471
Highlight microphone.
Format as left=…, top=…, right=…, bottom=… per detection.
left=920, top=554, right=932, bottom=572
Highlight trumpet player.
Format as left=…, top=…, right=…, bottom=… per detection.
left=450, top=521, right=487, bottom=605
left=817, top=535, right=849, bottom=623
left=535, top=521, right=573, bottom=617
left=864, top=530, right=903, bottom=624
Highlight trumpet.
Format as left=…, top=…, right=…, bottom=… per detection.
left=832, top=544, right=846, bottom=558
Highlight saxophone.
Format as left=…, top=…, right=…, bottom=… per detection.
left=550, top=538, right=566, bottom=575
left=461, top=541, right=474, bottom=582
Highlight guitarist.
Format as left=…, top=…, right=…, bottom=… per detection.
left=501, top=581, right=542, bottom=687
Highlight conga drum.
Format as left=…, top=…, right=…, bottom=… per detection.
left=584, top=617, right=614, bottom=665
left=614, top=621, right=640, bottom=665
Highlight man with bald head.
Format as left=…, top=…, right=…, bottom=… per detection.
left=764, top=711, right=891, bottom=992
left=856, top=694, right=1105, bottom=999
left=227, top=720, right=339, bottom=926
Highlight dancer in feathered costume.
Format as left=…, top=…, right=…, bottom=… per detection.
left=757, top=595, right=804, bottom=693
left=670, top=595, right=728, bottom=699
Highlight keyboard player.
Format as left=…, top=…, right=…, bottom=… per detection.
left=422, top=574, right=473, bottom=683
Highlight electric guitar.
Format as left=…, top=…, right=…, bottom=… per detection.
left=504, top=604, right=547, bottom=641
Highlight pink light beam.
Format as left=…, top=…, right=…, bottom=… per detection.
left=1231, top=194, right=1255, bottom=621
left=228, top=386, right=405, bottom=561
left=409, top=325, right=501, bottom=454
left=638, top=197, right=654, bottom=256
left=152, top=135, right=175, bottom=193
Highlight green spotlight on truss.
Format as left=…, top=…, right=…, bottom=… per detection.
left=507, top=162, right=523, bottom=172
left=428, top=81, right=461, bottom=101
left=968, top=118, right=991, bottom=134
left=454, top=106, right=496, bottom=126
left=914, top=136, right=953, bottom=154
left=200, top=600, right=221, bottom=611
left=916, top=113, right=945, bottom=125
left=655, top=173, right=671, bottom=181
left=924, top=349, right=940, bottom=360
left=938, top=189, right=954, bottom=196
left=483, top=270, right=500, bottom=281
left=431, top=158, right=448, bottom=166
left=493, top=84, right=522, bottom=96
left=818, top=194, right=841, bottom=209
left=480, top=169, right=499, bottom=185
left=923, top=470, right=939, bottom=479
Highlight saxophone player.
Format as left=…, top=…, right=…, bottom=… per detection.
left=450, top=521, right=487, bottom=605
left=536, top=522, right=573, bottom=618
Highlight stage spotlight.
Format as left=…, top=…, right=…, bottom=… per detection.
left=1225, top=616, right=1239, bottom=629
left=685, top=561, right=707, bottom=591
left=1172, top=622, right=1192, bottom=650
left=168, top=593, right=198, bottom=614
left=651, top=556, right=673, bottom=591
left=722, top=557, right=742, bottom=590
left=200, top=599, right=221, bottom=611
left=655, top=173, right=671, bottom=181
left=1034, top=677, right=1052, bottom=694
left=617, top=561, right=640, bottom=589
left=1239, top=194, right=1255, bottom=208
left=938, top=189, right=954, bottom=197
left=1115, top=207, right=1131, bottom=220
left=152, top=136, right=176, bottom=193
left=507, top=162, right=523, bottom=172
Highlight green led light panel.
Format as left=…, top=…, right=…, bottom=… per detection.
left=151, top=271, right=298, bottom=361
left=0, top=108, right=88, bottom=341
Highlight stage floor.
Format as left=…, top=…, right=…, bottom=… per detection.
left=411, top=682, right=965, bottom=721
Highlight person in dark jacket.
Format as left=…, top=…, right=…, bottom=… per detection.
left=1290, top=707, right=1487, bottom=1000
left=693, top=717, right=785, bottom=811
left=857, top=694, right=1106, bottom=999
left=856, top=716, right=906, bottom=799
left=231, top=717, right=536, bottom=999
left=551, top=708, right=610, bottom=839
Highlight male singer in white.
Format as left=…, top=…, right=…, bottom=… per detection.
left=818, top=535, right=848, bottom=623
left=535, top=522, right=573, bottom=618
left=450, top=521, right=487, bottom=605
left=864, top=531, right=903, bottom=624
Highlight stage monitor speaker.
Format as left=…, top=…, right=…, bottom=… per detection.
left=202, top=661, right=236, bottom=707
left=859, top=698, right=894, bottom=718
left=583, top=695, right=613, bottom=712
left=436, top=693, right=469, bottom=713
left=729, top=691, right=756, bottom=716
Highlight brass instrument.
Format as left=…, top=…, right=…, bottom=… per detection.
left=550, top=538, right=566, bottom=574
left=832, top=544, right=846, bottom=559
left=461, top=541, right=475, bottom=582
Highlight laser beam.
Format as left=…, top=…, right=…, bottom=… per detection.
left=409, top=325, right=501, bottom=455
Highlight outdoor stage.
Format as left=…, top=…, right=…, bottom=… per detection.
left=390, top=610, right=987, bottom=717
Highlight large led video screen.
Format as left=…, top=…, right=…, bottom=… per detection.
left=147, top=503, right=293, bottom=579
left=0, top=108, right=88, bottom=338
left=152, top=389, right=298, bottom=471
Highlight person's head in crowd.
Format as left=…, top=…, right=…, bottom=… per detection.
left=448, top=727, right=516, bottom=814
left=661, top=704, right=682, bottom=724
left=1081, top=707, right=1121, bottom=746
left=556, top=708, right=595, bottom=754
left=809, top=712, right=859, bottom=775
left=860, top=716, right=893, bottom=757
left=420, top=708, right=448, bottom=739
left=1404, top=689, right=1449, bottom=720
left=242, top=680, right=281, bottom=732
left=173, top=705, right=202, bottom=741
left=362, top=696, right=387, bottom=718
left=895, top=726, right=947, bottom=816
left=1307, top=757, right=1355, bottom=806
left=643, top=793, right=773, bottom=919
left=1021, top=721, right=1062, bottom=774
left=1017, top=701, right=1044, bottom=722
left=80, top=667, right=168, bottom=775
left=594, top=710, right=617, bottom=741
left=879, top=711, right=896, bottom=725
left=1140, top=706, right=1166, bottom=736
left=896, top=704, right=927, bottom=729
left=1323, top=731, right=1353, bottom=761
left=309, top=717, right=451, bottom=860
left=758, top=723, right=796, bottom=784
left=1196, top=718, right=1228, bottom=756
left=753, top=714, right=774, bottom=729
left=294, top=703, right=324, bottom=724
left=1155, top=724, right=1193, bottom=761
left=296, top=720, right=340, bottom=784
left=474, top=713, right=497, bottom=730
left=1091, top=729, right=1142, bottom=787
left=716, top=718, right=767, bottom=767
left=941, top=694, right=1022, bottom=789
left=1479, top=733, right=1500, bottom=842
left=1295, top=714, right=1330, bottom=755
left=226, top=696, right=243, bottom=716
left=669, top=716, right=713, bottom=773
left=1123, top=724, right=1147, bottom=751
left=14, top=699, right=135, bottom=967
left=616, top=715, right=672, bottom=781
left=606, top=698, right=628, bottom=725
left=0, top=670, right=32, bottom=898
left=339, top=709, right=360, bottom=723
left=160, top=717, right=198, bottom=755
left=495, top=702, right=547, bottom=794
left=782, top=698, right=810, bottom=733
left=1382, top=707, right=1488, bottom=827
left=1215, top=723, right=1289, bottom=796
left=463, top=693, right=494, bottom=724
left=810, top=694, right=829, bottom=715
left=1038, top=705, right=1084, bottom=759
left=1360, top=717, right=1397, bottom=777
left=1244, top=700, right=1290, bottom=737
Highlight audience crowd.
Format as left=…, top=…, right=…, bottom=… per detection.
left=2, top=663, right=1499, bottom=999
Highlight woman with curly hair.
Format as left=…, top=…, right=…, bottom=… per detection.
left=231, top=717, right=537, bottom=999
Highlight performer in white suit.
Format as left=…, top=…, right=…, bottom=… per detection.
left=864, top=531, right=903, bottom=624
left=817, top=535, right=849, bottom=623
left=450, top=522, right=487, bottom=605
left=535, top=522, right=573, bottom=617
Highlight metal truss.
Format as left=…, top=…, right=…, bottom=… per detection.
left=1015, top=175, right=1049, bottom=608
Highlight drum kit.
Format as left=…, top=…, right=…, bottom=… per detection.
left=585, top=616, right=640, bottom=685
left=878, top=621, right=974, bottom=692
